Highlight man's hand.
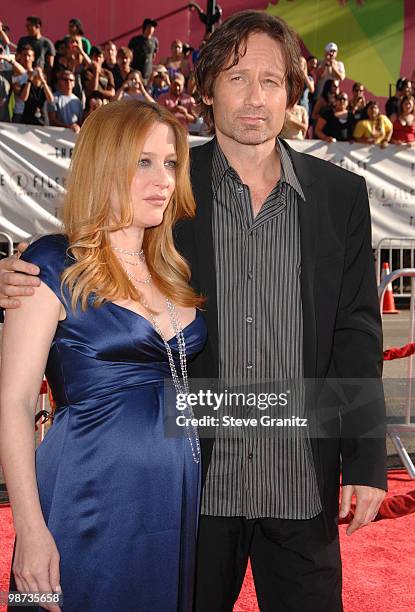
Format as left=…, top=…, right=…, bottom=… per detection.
left=340, top=484, right=386, bottom=536
left=70, top=123, right=81, bottom=133
left=0, top=243, right=40, bottom=309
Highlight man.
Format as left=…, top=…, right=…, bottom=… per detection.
left=314, top=41, right=346, bottom=99
left=102, top=40, right=117, bottom=72
left=128, top=18, right=158, bottom=82
left=48, top=69, right=83, bottom=133
left=81, top=45, right=115, bottom=101
left=158, top=73, right=197, bottom=129
left=17, top=16, right=55, bottom=74
left=0, top=46, right=26, bottom=122
left=112, top=46, right=133, bottom=91
left=0, top=11, right=387, bottom=612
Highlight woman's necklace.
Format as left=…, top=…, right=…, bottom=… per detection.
left=112, top=246, right=145, bottom=258
left=123, top=268, right=152, bottom=285
left=121, top=264, right=200, bottom=464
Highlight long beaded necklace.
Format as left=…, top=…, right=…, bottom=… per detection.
left=119, top=259, right=200, bottom=464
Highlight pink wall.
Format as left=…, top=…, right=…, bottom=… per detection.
left=0, top=1, right=271, bottom=58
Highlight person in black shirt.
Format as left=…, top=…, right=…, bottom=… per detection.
left=17, top=16, right=55, bottom=75
left=315, top=92, right=355, bottom=142
left=20, top=66, right=54, bottom=125
left=385, top=78, right=412, bottom=117
left=128, top=18, right=158, bottom=83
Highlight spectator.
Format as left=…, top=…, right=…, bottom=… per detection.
left=315, top=42, right=345, bottom=99
left=0, top=47, right=26, bottom=122
left=162, top=39, right=191, bottom=79
left=158, top=73, right=197, bottom=129
left=186, top=71, right=197, bottom=96
left=112, top=47, right=133, bottom=91
left=64, top=18, right=91, bottom=55
left=298, top=56, right=314, bottom=116
left=191, top=33, right=211, bottom=66
left=84, top=89, right=104, bottom=119
left=348, top=82, right=366, bottom=121
left=306, top=55, right=318, bottom=78
left=11, top=46, right=34, bottom=123
left=103, top=41, right=117, bottom=72
left=19, top=66, right=54, bottom=125
left=280, top=103, right=308, bottom=140
left=114, top=69, right=154, bottom=103
left=128, top=18, right=158, bottom=83
left=315, top=92, right=355, bottom=142
left=17, top=16, right=55, bottom=74
left=54, top=39, right=91, bottom=101
left=311, top=78, right=339, bottom=124
left=385, top=78, right=412, bottom=117
left=82, top=46, right=115, bottom=101
left=48, top=69, right=83, bottom=132
left=391, top=95, right=415, bottom=145
left=0, top=21, right=11, bottom=55
left=148, top=64, right=170, bottom=100
left=353, top=101, right=393, bottom=148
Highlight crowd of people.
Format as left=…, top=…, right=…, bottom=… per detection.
left=0, top=15, right=414, bottom=145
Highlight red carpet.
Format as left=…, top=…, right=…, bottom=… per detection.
left=1, top=470, right=414, bottom=611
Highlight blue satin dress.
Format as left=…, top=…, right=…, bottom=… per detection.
left=16, top=234, right=207, bottom=612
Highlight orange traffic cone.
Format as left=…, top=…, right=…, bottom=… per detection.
left=381, top=262, right=399, bottom=314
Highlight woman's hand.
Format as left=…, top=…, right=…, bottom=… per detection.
left=13, top=524, right=62, bottom=611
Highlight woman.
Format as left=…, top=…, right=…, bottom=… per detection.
left=314, top=92, right=355, bottom=142
left=114, top=69, right=155, bottom=103
left=298, top=56, right=315, bottom=117
left=310, top=77, right=339, bottom=130
left=348, top=82, right=366, bottom=120
left=391, top=95, right=415, bottom=145
left=63, top=18, right=91, bottom=55
left=162, top=39, right=191, bottom=80
left=353, top=101, right=393, bottom=148
left=280, top=102, right=308, bottom=140
left=0, top=100, right=206, bottom=612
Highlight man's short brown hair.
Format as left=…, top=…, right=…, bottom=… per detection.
left=195, top=10, right=304, bottom=134
left=117, top=47, right=133, bottom=60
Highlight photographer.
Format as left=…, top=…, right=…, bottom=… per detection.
left=81, top=45, right=115, bottom=101
left=0, top=45, right=25, bottom=122
left=148, top=64, right=170, bottom=100
left=158, top=72, right=197, bottom=129
left=113, top=69, right=154, bottom=103
left=18, top=65, right=54, bottom=125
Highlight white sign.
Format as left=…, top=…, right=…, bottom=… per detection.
left=0, top=124, right=414, bottom=246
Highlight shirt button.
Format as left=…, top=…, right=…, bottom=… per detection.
left=247, top=361, right=253, bottom=370
left=247, top=271, right=253, bottom=280
left=236, top=185, right=244, bottom=193
left=246, top=316, right=253, bottom=324
left=248, top=452, right=253, bottom=460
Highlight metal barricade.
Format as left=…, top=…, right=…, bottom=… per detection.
left=0, top=231, right=14, bottom=257
left=376, top=238, right=415, bottom=297
left=379, top=268, right=415, bottom=478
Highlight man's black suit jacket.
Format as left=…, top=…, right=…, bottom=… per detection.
left=174, top=138, right=387, bottom=537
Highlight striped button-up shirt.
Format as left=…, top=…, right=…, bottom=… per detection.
left=200, top=139, right=322, bottom=519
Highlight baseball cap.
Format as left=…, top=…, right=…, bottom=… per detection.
left=325, top=42, right=338, bottom=52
